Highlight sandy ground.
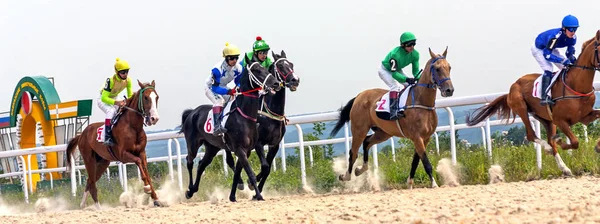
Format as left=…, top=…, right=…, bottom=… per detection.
left=2, top=175, right=600, bottom=224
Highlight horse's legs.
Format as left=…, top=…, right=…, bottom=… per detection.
left=550, top=120, right=575, bottom=176
left=138, top=151, right=161, bottom=206
left=506, top=90, right=551, bottom=150
left=248, top=142, right=269, bottom=191
left=79, top=148, right=97, bottom=209
left=553, top=119, right=580, bottom=150
left=355, top=130, right=391, bottom=177
left=407, top=151, right=420, bottom=189
left=339, top=122, right=369, bottom=181
left=229, top=159, right=243, bottom=202
left=256, top=144, right=280, bottom=193
left=184, top=138, right=202, bottom=199
left=408, top=137, right=438, bottom=189
left=236, top=149, right=263, bottom=201
left=187, top=144, right=219, bottom=199
left=87, top=159, right=111, bottom=209
left=226, top=151, right=245, bottom=191
left=534, top=115, right=557, bottom=155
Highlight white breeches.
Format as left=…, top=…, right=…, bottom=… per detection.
left=204, top=87, right=231, bottom=107
left=96, top=97, right=118, bottom=119
left=378, top=64, right=408, bottom=92
left=531, top=44, right=565, bottom=72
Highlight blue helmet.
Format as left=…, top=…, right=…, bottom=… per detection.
left=562, top=15, right=579, bottom=28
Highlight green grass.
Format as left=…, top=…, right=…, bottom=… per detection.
left=2, top=137, right=600, bottom=212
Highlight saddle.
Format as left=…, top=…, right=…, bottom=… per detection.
left=375, top=85, right=414, bottom=120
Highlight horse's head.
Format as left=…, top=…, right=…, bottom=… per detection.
left=423, top=47, right=454, bottom=97
left=271, top=50, right=300, bottom=91
left=131, top=80, right=159, bottom=126
left=576, top=30, right=600, bottom=71
left=244, top=53, right=281, bottom=95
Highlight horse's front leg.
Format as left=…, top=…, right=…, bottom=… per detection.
left=553, top=119, right=580, bottom=150
left=138, top=150, right=161, bottom=206
left=580, top=109, right=600, bottom=125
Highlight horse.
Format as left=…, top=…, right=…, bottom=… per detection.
left=329, top=47, right=454, bottom=189
left=465, top=30, right=600, bottom=176
left=179, top=52, right=282, bottom=202
left=66, top=80, right=161, bottom=209
left=226, top=50, right=299, bottom=194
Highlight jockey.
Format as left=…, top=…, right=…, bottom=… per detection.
left=379, top=32, right=421, bottom=119
left=240, top=36, right=273, bottom=69
left=531, top=14, right=579, bottom=106
left=204, top=42, right=243, bottom=136
left=97, top=58, right=133, bottom=145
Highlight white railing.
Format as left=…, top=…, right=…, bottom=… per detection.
left=1, top=82, right=600, bottom=203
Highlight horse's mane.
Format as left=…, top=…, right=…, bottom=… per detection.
left=581, top=37, right=594, bottom=53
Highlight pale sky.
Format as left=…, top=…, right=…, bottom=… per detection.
left=1, top=0, right=599, bottom=131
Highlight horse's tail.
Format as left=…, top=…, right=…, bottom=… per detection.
left=329, top=97, right=356, bottom=137
left=178, top=109, right=194, bottom=134
left=465, top=94, right=516, bottom=126
left=65, top=135, right=81, bottom=171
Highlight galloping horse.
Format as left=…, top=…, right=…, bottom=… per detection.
left=465, top=30, right=600, bottom=176
left=66, top=80, right=161, bottom=208
left=330, top=47, right=454, bottom=189
left=179, top=53, right=281, bottom=202
left=228, top=50, right=300, bottom=194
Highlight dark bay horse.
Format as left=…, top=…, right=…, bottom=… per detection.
left=330, top=48, right=454, bottom=189
left=179, top=53, right=281, bottom=202
left=66, top=80, right=161, bottom=208
left=465, top=30, right=600, bottom=176
left=227, top=50, right=300, bottom=194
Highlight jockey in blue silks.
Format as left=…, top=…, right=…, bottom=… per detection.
left=531, top=14, right=579, bottom=106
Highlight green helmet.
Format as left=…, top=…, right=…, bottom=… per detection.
left=253, top=36, right=270, bottom=51
left=400, top=32, right=417, bottom=45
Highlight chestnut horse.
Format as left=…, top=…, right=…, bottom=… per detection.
left=330, top=47, right=454, bottom=189
left=66, top=80, right=161, bottom=208
left=465, top=30, right=600, bottom=176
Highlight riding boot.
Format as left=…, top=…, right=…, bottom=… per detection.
left=389, top=91, right=403, bottom=120
left=103, top=119, right=114, bottom=146
left=540, top=71, right=554, bottom=106
left=212, top=106, right=227, bottom=136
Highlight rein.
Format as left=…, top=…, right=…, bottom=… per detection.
left=120, top=86, right=155, bottom=126
left=228, top=61, right=275, bottom=122
left=403, top=56, right=450, bottom=111
left=551, top=40, right=600, bottom=102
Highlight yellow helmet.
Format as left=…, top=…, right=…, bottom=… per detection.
left=114, top=57, right=130, bottom=72
left=222, top=42, right=241, bottom=57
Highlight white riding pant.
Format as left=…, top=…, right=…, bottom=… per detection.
left=530, top=44, right=565, bottom=73
left=204, top=87, right=231, bottom=107
left=378, top=64, right=408, bottom=92
left=96, top=97, right=118, bottom=120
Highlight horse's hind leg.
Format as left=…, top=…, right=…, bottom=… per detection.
left=184, top=138, right=203, bottom=199
left=88, top=159, right=111, bottom=209
left=339, top=121, right=370, bottom=181
left=79, top=147, right=98, bottom=209
left=225, top=151, right=246, bottom=191
left=506, top=89, right=551, bottom=150
left=355, top=129, right=391, bottom=177
left=187, top=144, right=219, bottom=199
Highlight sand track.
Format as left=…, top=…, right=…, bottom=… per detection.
left=3, top=176, right=600, bottom=223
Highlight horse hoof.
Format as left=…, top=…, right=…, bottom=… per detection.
left=563, top=170, right=573, bottom=177
left=143, top=185, right=152, bottom=194
left=338, top=174, right=350, bottom=181
left=354, top=167, right=363, bottom=176
left=237, top=183, right=245, bottom=191
left=185, top=190, right=193, bottom=199
left=595, top=145, right=600, bottom=154
left=252, top=195, right=264, bottom=201
left=247, top=180, right=255, bottom=191
left=153, top=200, right=163, bottom=207
left=229, top=196, right=237, bottom=203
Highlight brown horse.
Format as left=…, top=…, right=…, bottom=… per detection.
left=329, top=47, right=454, bottom=189
left=465, top=30, right=600, bottom=176
left=66, top=80, right=161, bottom=209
